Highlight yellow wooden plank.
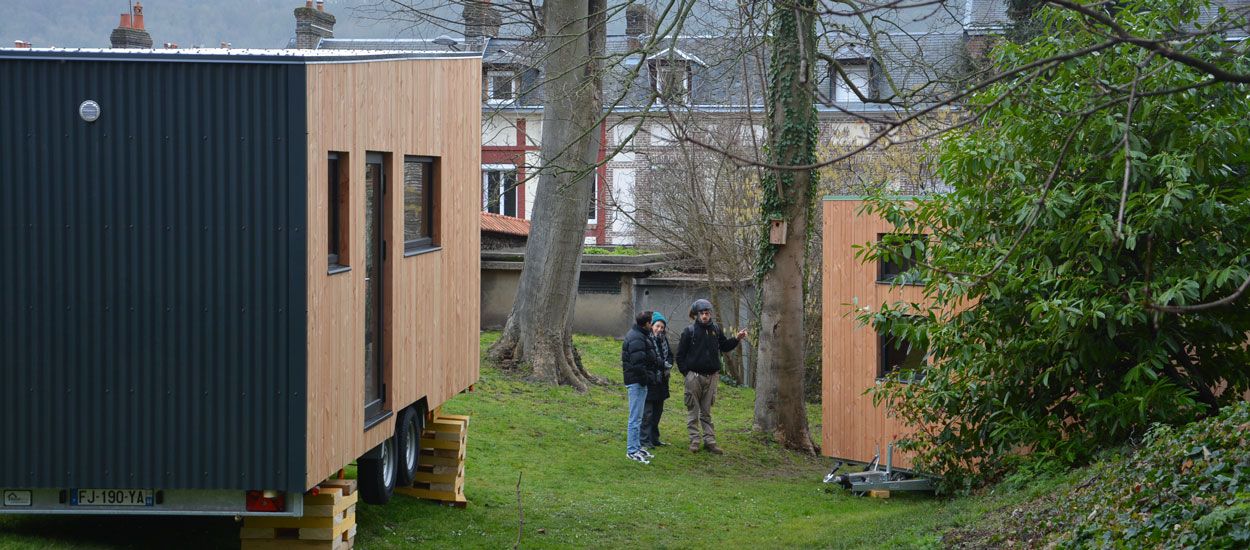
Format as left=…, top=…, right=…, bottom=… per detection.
left=317, top=479, right=358, bottom=497
left=300, top=514, right=356, bottom=541
left=427, top=419, right=466, bottom=433
left=302, top=487, right=345, bottom=506
left=244, top=511, right=344, bottom=530
left=420, top=437, right=463, bottom=450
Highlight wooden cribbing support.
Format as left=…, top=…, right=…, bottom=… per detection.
left=241, top=479, right=359, bottom=549
left=396, top=411, right=469, bottom=507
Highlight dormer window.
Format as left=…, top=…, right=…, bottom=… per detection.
left=652, top=60, right=690, bottom=104
left=485, top=69, right=518, bottom=103
left=831, top=62, right=872, bottom=103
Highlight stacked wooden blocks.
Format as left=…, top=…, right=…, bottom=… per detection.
left=240, top=479, right=358, bottom=550
left=396, top=412, right=469, bottom=506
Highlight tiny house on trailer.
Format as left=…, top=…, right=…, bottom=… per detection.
left=0, top=48, right=481, bottom=515
left=821, top=197, right=928, bottom=476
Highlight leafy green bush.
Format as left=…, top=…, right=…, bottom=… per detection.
left=861, top=0, right=1250, bottom=489
left=1054, top=401, right=1250, bottom=548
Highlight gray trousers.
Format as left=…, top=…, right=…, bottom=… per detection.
left=684, top=371, right=717, bottom=444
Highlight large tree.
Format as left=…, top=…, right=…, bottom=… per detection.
left=863, top=0, right=1250, bottom=487
left=751, top=0, right=820, bottom=453
left=487, top=0, right=607, bottom=390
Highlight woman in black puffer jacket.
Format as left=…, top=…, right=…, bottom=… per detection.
left=641, top=311, right=672, bottom=449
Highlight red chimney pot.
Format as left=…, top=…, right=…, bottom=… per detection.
left=120, top=13, right=132, bottom=29
left=133, top=2, right=145, bottom=30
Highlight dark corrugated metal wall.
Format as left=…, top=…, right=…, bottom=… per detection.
left=0, top=57, right=307, bottom=493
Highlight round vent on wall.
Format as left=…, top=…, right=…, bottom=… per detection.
left=79, top=100, right=101, bottom=122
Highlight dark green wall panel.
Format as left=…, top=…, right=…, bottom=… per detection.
left=0, top=56, right=308, bottom=493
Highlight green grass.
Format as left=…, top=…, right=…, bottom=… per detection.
left=0, top=333, right=1018, bottom=549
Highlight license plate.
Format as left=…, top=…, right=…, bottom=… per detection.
left=70, top=489, right=154, bottom=507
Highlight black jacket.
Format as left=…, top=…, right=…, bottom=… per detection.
left=647, top=332, right=672, bottom=401
left=676, top=321, right=739, bottom=375
left=621, top=324, right=660, bottom=386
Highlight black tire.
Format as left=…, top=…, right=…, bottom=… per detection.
left=358, top=437, right=397, bottom=505
left=394, top=407, right=424, bottom=488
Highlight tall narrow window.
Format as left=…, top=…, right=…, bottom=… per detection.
left=482, top=165, right=518, bottom=217
left=328, top=151, right=350, bottom=271
left=588, top=172, right=598, bottom=222
left=404, top=156, right=437, bottom=253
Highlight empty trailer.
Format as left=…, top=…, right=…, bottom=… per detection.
left=0, top=48, right=481, bottom=515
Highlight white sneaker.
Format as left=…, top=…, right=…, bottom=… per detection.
left=627, top=451, right=651, bottom=464
left=638, top=448, right=654, bottom=459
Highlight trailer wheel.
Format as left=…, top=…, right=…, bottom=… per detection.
left=358, top=437, right=397, bottom=505
left=394, top=407, right=423, bottom=487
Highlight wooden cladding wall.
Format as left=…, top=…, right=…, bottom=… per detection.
left=821, top=199, right=925, bottom=468
left=304, top=58, right=482, bottom=487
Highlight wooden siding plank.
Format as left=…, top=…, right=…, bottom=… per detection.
left=304, top=59, right=482, bottom=488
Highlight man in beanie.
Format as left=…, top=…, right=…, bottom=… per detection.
left=675, top=299, right=746, bottom=454
left=622, top=310, right=661, bottom=463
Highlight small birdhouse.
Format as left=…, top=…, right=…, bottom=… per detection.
left=769, top=218, right=787, bottom=245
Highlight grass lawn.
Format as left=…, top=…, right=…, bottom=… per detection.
left=0, top=333, right=1012, bottom=549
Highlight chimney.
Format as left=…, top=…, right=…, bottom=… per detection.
left=463, top=0, right=502, bottom=39
left=220, top=42, right=232, bottom=49
left=626, top=5, right=657, bottom=50
left=111, top=2, right=153, bottom=48
left=14, top=40, right=31, bottom=48
left=294, top=1, right=336, bottom=49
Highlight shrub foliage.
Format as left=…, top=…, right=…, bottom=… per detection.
left=861, top=0, right=1250, bottom=489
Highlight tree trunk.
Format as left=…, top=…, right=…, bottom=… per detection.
left=752, top=0, right=818, bottom=454
left=487, top=0, right=605, bottom=391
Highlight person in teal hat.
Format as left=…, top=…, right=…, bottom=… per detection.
left=641, top=311, right=673, bottom=449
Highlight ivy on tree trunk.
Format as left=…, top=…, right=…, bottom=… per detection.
left=752, top=0, right=819, bottom=454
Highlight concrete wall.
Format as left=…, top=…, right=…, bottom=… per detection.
left=633, top=276, right=756, bottom=384
left=481, top=268, right=635, bottom=337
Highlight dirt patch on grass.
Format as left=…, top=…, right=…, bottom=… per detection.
left=941, top=488, right=1063, bottom=548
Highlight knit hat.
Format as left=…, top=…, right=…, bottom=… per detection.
left=652, top=311, right=667, bottom=326
left=689, top=299, right=713, bottom=319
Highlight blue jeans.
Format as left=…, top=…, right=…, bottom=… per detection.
left=626, top=383, right=649, bottom=454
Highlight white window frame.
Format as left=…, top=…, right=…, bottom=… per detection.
left=653, top=61, right=689, bottom=104
left=833, top=64, right=871, bottom=103
left=588, top=172, right=599, bottom=222
left=485, top=70, right=518, bottom=104
left=482, top=164, right=519, bottom=217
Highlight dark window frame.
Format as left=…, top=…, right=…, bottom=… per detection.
left=327, top=151, right=351, bottom=274
left=876, top=232, right=924, bottom=285
left=588, top=171, right=598, bottom=222
left=877, top=318, right=927, bottom=382
left=403, top=155, right=439, bottom=255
